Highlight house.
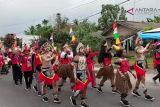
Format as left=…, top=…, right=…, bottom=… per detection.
left=102, top=21, right=160, bottom=53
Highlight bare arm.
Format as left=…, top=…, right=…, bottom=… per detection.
left=41, top=54, right=54, bottom=62
left=137, top=43, right=150, bottom=54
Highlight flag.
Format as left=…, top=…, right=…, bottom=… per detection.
left=69, top=27, right=76, bottom=42
left=113, top=20, right=121, bottom=50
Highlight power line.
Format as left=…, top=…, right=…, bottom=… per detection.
left=0, top=0, right=138, bottom=35
left=78, top=0, right=130, bottom=21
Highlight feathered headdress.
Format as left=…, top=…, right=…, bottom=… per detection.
left=40, top=42, right=53, bottom=54
left=76, top=42, right=84, bottom=53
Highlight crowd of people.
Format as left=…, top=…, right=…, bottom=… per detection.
left=0, top=36, right=159, bottom=107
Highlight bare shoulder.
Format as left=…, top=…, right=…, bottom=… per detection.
left=74, top=55, right=79, bottom=61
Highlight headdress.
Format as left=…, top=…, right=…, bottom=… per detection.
left=76, top=42, right=84, bottom=53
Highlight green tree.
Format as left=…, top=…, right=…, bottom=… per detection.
left=98, top=4, right=127, bottom=29
left=147, top=16, right=160, bottom=23
left=53, top=13, right=69, bottom=43
left=24, top=19, right=53, bottom=39
left=98, top=4, right=120, bottom=29
left=72, top=19, right=103, bottom=51
left=42, top=19, right=49, bottom=26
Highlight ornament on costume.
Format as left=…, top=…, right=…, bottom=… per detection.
left=86, top=45, right=92, bottom=52
left=113, top=20, right=121, bottom=50
left=69, top=27, right=76, bottom=42
left=40, top=42, right=53, bottom=54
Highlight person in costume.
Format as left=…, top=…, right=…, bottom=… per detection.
left=152, top=42, right=160, bottom=83
left=85, top=46, right=99, bottom=88
left=39, top=43, right=61, bottom=103
left=133, top=37, right=155, bottom=101
left=96, top=40, right=116, bottom=93
left=21, top=44, right=33, bottom=90
left=11, top=47, right=22, bottom=85
left=0, top=40, right=4, bottom=75
left=58, top=43, right=75, bottom=91
left=114, top=49, right=136, bottom=107
left=32, top=41, right=42, bottom=96
left=70, top=43, right=90, bottom=107
left=1, top=52, right=10, bottom=75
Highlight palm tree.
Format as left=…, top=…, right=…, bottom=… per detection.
left=36, top=24, right=41, bottom=29
left=29, top=26, right=35, bottom=35
left=42, top=19, right=49, bottom=26
left=73, top=19, right=79, bottom=26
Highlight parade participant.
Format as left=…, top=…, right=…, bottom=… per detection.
left=133, top=37, right=155, bottom=101
left=7, top=48, right=13, bottom=68
left=85, top=45, right=99, bottom=88
left=96, top=40, right=116, bottom=93
left=51, top=47, right=59, bottom=74
left=32, top=41, right=42, bottom=96
left=39, top=43, right=61, bottom=103
left=21, top=44, right=33, bottom=90
left=0, top=40, right=4, bottom=75
left=1, top=52, right=10, bottom=75
left=70, top=43, right=91, bottom=107
left=153, top=42, right=160, bottom=83
left=11, top=47, right=22, bottom=85
left=114, top=49, right=136, bottom=107
left=58, top=43, right=75, bottom=91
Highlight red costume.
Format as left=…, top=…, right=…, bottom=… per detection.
left=103, top=58, right=112, bottom=66
left=86, top=51, right=99, bottom=87
left=21, top=54, right=32, bottom=72
left=34, top=53, right=42, bottom=71
left=153, top=52, right=160, bottom=68
left=134, top=61, right=146, bottom=79
left=119, top=59, right=130, bottom=73
left=0, top=52, right=4, bottom=68
left=60, top=51, right=73, bottom=64
left=39, top=71, right=59, bottom=85
left=39, top=52, right=59, bottom=85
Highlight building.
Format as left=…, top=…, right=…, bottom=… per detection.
left=102, top=21, right=160, bottom=54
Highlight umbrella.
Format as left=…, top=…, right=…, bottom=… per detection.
left=139, top=28, right=160, bottom=40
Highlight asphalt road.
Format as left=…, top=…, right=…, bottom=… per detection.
left=0, top=70, right=160, bottom=107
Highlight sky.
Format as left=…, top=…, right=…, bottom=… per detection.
left=0, top=0, right=160, bottom=36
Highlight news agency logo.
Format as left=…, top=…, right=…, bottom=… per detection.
left=126, top=8, right=160, bottom=15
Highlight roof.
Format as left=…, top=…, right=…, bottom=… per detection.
left=102, top=21, right=160, bottom=36
left=145, top=28, right=160, bottom=33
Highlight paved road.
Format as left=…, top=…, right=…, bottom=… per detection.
left=0, top=71, right=160, bottom=107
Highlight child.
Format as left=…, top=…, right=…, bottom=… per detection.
left=114, top=49, right=136, bottom=107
